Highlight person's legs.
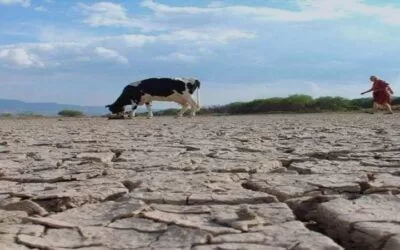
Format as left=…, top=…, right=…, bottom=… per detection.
left=384, top=102, right=394, bottom=114
left=369, top=102, right=379, bottom=114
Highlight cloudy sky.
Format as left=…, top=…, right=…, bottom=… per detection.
left=1, top=0, right=400, bottom=108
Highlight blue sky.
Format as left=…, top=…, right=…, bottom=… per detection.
left=1, top=0, right=400, bottom=108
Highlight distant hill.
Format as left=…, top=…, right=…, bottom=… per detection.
left=0, top=99, right=147, bottom=116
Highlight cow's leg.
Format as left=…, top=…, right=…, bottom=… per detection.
left=167, top=92, right=189, bottom=118
left=181, top=93, right=199, bottom=117
left=128, top=107, right=136, bottom=118
left=129, top=100, right=138, bottom=118
left=176, top=102, right=189, bottom=118
left=146, top=102, right=153, bottom=119
left=189, top=97, right=199, bottom=117
left=128, top=109, right=134, bottom=118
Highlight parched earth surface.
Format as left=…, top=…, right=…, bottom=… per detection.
left=1, top=113, right=400, bottom=250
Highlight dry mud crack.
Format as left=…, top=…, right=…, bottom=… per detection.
left=1, top=113, right=400, bottom=250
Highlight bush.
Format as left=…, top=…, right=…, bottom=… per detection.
left=17, top=112, right=43, bottom=117
left=313, top=96, right=351, bottom=111
left=154, top=108, right=179, bottom=116
left=58, top=110, right=84, bottom=117
left=392, top=97, right=400, bottom=105
left=205, top=95, right=315, bottom=114
left=0, top=113, right=13, bottom=117
left=279, top=94, right=314, bottom=111
left=349, top=98, right=372, bottom=110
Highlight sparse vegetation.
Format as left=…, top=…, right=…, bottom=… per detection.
left=17, top=112, right=44, bottom=117
left=58, top=109, right=84, bottom=117
left=0, top=113, right=13, bottom=117
left=154, top=95, right=400, bottom=116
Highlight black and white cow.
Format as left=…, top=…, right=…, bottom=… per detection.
left=106, top=77, right=201, bottom=118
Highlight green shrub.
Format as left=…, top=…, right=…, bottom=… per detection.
left=279, top=94, right=314, bottom=111
left=58, top=110, right=84, bottom=117
left=152, top=94, right=400, bottom=116
left=349, top=98, right=372, bottom=109
left=313, top=96, right=351, bottom=111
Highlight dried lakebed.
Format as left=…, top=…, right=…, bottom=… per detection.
left=1, top=113, right=400, bottom=250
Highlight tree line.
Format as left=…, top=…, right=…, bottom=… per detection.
left=155, top=95, right=400, bottom=116
left=2, top=95, right=399, bottom=118
left=0, top=110, right=84, bottom=118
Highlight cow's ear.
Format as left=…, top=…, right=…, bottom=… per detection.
left=105, top=105, right=110, bottom=108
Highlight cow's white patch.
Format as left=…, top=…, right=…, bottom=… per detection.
left=146, top=102, right=153, bottom=118
left=129, top=81, right=142, bottom=87
left=139, top=91, right=187, bottom=106
left=138, top=89, right=199, bottom=117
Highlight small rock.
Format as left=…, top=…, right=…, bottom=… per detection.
left=313, top=194, right=400, bottom=250
left=76, top=152, right=114, bottom=163
left=185, top=145, right=201, bottom=151
left=55, top=143, right=72, bottom=149
left=121, top=180, right=142, bottom=192
left=3, top=200, right=48, bottom=216
left=367, top=172, right=377, bottom=181
left=24, top=217, right=77, bottom=229
left=236, top=204, right=258, bottom=220
left=108, top=217, right=168, bottom=232
left=0, top=209, right=28, bottom=224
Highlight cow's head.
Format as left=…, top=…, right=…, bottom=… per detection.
left=105, top=104, right=124, bottom=114
left=194, top=79, right=200, bottom=89
left=186, top=78, right=201, bottom=94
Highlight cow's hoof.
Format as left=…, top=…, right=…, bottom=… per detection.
left=147, top=116, right=153, bottom=119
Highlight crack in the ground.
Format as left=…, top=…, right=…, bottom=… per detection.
left=379, top=234, right=400, bottom=250
left=0, top=175, right=97, bottom=184
left=2, top=115, right=400, bottom=250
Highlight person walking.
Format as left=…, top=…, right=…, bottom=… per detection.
left=361, top=75, right=394, bottom=114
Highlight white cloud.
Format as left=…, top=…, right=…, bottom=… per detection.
left=139, top=0, right=345, bottom=21
left=111, top=34, right=157, bottom=47
left=159, top=29, right=256, bottom=45
left=78, top=2, right=163, bottom=31
left=0, top=48, right=44, bottom=68
left=0, top=42, right=88, bottom=68
left=298, top=0, right=400, bottom=25
left=0, top=25, right=254, bottom=70
left=34, top=6, right=47, bottom=12
left=79, top=2, right=131, bottom=26
left=1, top=42, right=87, bottom=55
left=38, top=26, right=96, bottom=44
left=94, top=47, right=128, bottom=64
left=140, top=0, right=212, bottom=15
left=0, top=0, right=30, bottom=7
left=155, top=52, right=197, bottom=63
left=140, top=0, right=400, bottom=25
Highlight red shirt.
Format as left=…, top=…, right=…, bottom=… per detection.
left=372, top=80, right=389, bottom=92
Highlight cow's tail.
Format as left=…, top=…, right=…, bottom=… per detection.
left=195, top=80, right=201, bottom=111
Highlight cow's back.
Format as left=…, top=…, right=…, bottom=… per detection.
left=139, top=78, right=186, bottom=97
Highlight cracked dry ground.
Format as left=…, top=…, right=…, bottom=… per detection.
left=1, top=114, right=400, bottom=250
